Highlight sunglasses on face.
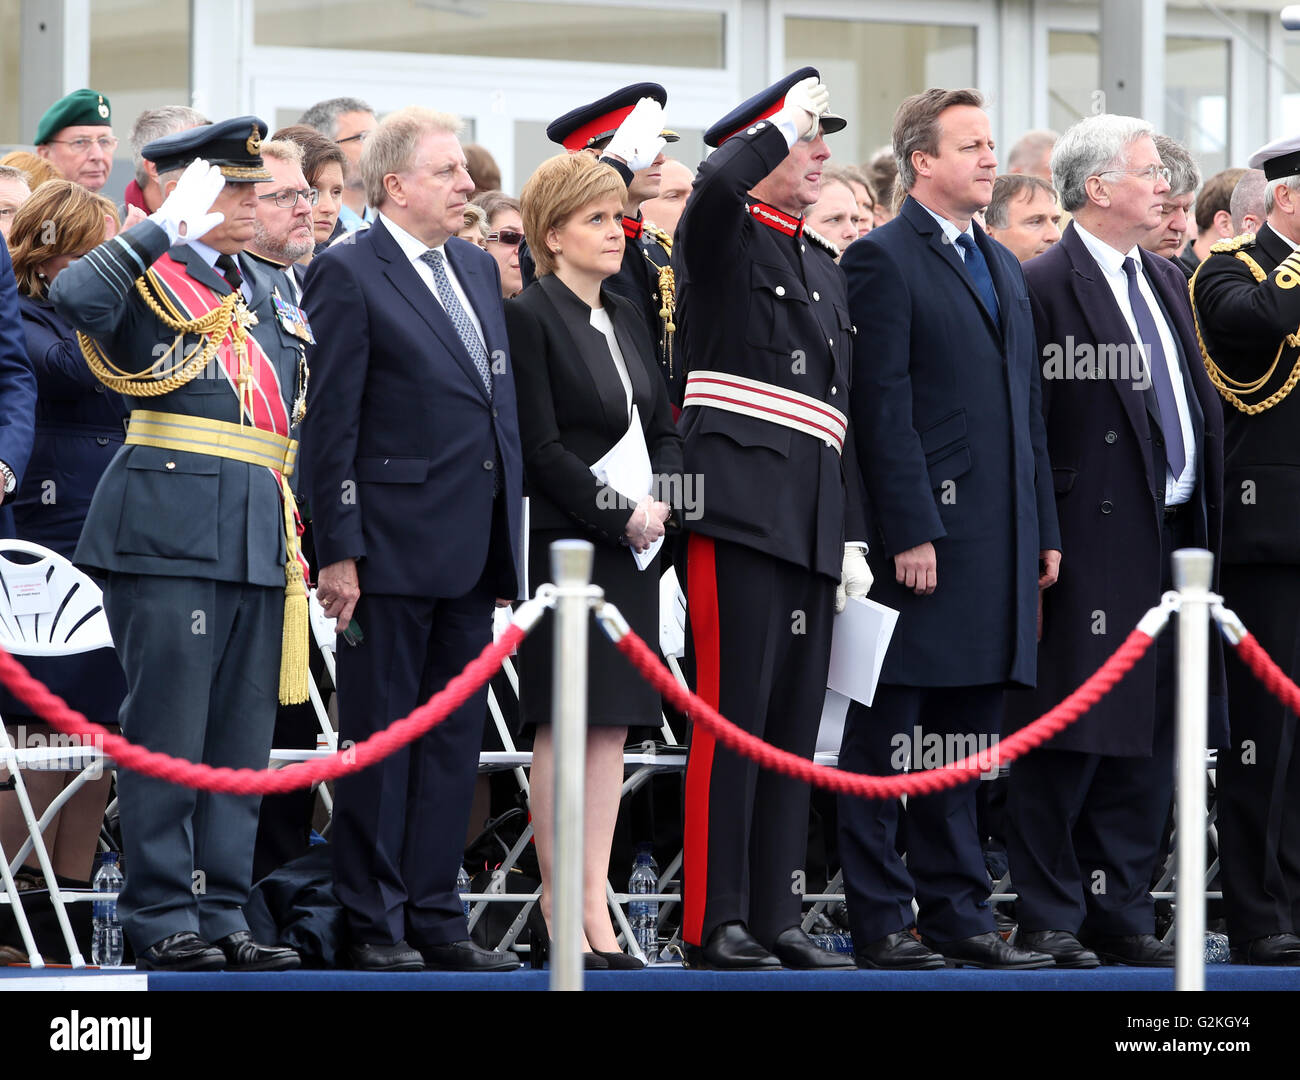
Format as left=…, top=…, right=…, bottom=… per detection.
left=487, top=229, right=524, bottom=247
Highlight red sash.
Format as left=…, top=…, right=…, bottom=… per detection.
left=150, top=253, right=310, bottom=582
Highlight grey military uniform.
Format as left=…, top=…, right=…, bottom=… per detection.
left=49, top=220, right=304, bottom=950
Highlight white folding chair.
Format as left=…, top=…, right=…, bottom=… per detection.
left=0, top=539, right=117, bottom=969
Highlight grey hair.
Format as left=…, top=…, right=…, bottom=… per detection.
left=1051, top=114, right=1155, bottom=213
left=361, top=106, right=463, bottom=209
left=258, top=139, right=305, bottom=169
left=892, top=88, right=985, bottom=194
left=0, top=164, right=30, bottom=186
left=1232, top=168, right=1267, bottom=231
left=1152, top=134, right=1200, bottom=198
left=129, top=106, right=208, bottom=186
left=1007, top=129, right=1059, bottom=173
left=298, top=97, right=374, bottom=139
left=985, top=174, right=1057, bottom=229
left=1264, top=174, right=1300, bottom=217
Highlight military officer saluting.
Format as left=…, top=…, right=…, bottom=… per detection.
left=523, top=84, right=682, bottom=399
left=49, top=118, right=308, bottom=972
left=1190, top=134, right=1300, bottom=967
left=674, top=69, right=869, bottom=970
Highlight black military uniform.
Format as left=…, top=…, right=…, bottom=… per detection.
left=521, top=84, right=681, bottom=398
left=1189, top=137, right=1300, bottom=964
left=674, top=68, right=864, bottom=970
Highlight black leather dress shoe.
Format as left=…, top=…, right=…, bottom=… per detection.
left=417, top=939, right=519, bottom=972
left=1088, top=933, right=1174, bottom=967
left=213, top=931, right=301, bottom=972
left=855, top=930, right=945, bottom=970
left=770, top=927, right=855, bottom=969
left=682, top=922, right=780, bottom=970
left=1017, top=929, right=1100, bottom=969
left=591, top=949, right=645, bottom=970
left=1230, top=933, right=1300, bottom=966
left=349, top=940, right=423, bottom=972
left=134, top=931, right=225, bottom=972
left=922, top=931, right=1054, bottom=969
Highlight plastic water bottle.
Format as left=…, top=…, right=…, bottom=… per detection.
left=628, top=849, right=658, bottom=964
left=457, top=865, right=472, bottom=918
left=91, top=853, right=124, bottom=968
left=1205, top=931, right=1231, bottom=964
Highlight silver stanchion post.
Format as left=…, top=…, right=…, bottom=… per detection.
left=1173, top=548, right=1213, bottom=992
left=549, top=540, right=594, bottom=991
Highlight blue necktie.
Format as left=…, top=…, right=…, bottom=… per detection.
left=955, top=233, right=1000, bottom=330
left=1122, top=257, right=1186, bottom=478
left=420, top=248, right=493, bottom=398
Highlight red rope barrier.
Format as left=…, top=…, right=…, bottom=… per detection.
left=0, top=625, right=525, bottom=795
left=1230, top=632, right=1300, bottom=716
left=613, top=623, right=1155, bottom=799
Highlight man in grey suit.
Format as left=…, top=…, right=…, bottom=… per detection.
left=50, top=118, right=305, bottom=972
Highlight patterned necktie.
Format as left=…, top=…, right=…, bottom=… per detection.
left=1123, top=257, right=1186, bottom=477
left=215, top=253, right=243, bottom=294
left=419, top=248, right=493, bottom=398
left=954, top=233, right=1000, bottom=330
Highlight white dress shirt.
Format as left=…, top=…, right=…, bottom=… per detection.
left=378, top=212, right=487, bottom=350
left=1074, top=223, right=1197, bottom=506
left=589, top=306, right=633, bottom=419
left=916, top=200, right=979, bottom=257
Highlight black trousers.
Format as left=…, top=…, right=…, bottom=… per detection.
left=1217, top=563, right=1300, bottom=945
left=1004, top=507, right=1189, bottom=937
left=682, top=535, right=834, bottom=947
left=837, top=684, right=1004, bottom=944
left=331, top=584, right=492, bottom=947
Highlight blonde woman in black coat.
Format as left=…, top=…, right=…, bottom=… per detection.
left=506, top=152, right=682, bottom=968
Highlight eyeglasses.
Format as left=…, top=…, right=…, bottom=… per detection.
left=46, top=136, right=118, bottom=155
left=487, top=229, right=524, bottom=247
left=1099, top=165, right=1172, bottom=185
left=336, top=130, right=372, bottom=145
left=257, top=188, right=319, bottom=208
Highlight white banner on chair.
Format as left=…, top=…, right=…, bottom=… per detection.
left=7, top=569, right=53, bottom=617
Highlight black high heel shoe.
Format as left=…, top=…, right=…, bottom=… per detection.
left=528, top=926, right=610, bottom=970
left=591, top=948, right=646, bottom=970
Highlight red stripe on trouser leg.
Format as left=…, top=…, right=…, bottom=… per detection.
left=683, top=533, right=719, bottom=947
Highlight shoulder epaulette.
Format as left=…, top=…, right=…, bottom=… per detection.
left=643, top=221, right=672, bottom=256
left=1210, top=232, right=1256, bottom=255
left=803, top=225, right=839, bottom=259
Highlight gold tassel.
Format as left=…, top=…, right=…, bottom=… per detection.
left=278, top=476, right=310, bottom=704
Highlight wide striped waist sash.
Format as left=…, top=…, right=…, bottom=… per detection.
left=125, top=410, right=298, bottom=477
left=682, top=370, right=847, bottom=455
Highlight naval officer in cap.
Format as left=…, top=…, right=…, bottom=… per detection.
left=674, top=68, right=869, bottom=970
left=1190, top=132, right=1300, bottom=966
left=35, top=88, right=117, bottom=193
left=49, top=117, right=308, bottom=972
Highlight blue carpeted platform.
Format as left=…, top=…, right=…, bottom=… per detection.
left=3, top=963, right=1299, bottom=990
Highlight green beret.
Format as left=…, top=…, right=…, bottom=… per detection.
left=34, top=89, right=112, bottom=145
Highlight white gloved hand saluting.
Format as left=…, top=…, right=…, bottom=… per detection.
left=605, top=98, right=668, bottom=173
left=780, top=76, right=831, bottom=141
left=836, top=545, right=873, bottom=614
left=149, top=158, right=227, bottom=247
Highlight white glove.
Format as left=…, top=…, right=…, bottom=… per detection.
left=605, top=98, right=668, bottom=173
left=149, top=158, right=226, bottom=247
left=836, top=545, right=873, bottom=614
left=779, top=76, right=831, bottom=141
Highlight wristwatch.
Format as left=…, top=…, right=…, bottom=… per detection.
left=0, top=461, right=15, bottom=498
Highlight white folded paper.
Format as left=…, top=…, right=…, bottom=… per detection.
left=588, top=403, right=662, bottom=571
left=826, top=595, right=899, bottom=707
left=659, top=565, right=687, bottom=658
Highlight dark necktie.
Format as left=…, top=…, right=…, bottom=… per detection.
left=419, top=248, right=493, bottom=398
left=215, top=254, right=243, bottom=294
left=1122, top=257, right=1186, bottom=478
left=954, top=233, right=1000, bottom=329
